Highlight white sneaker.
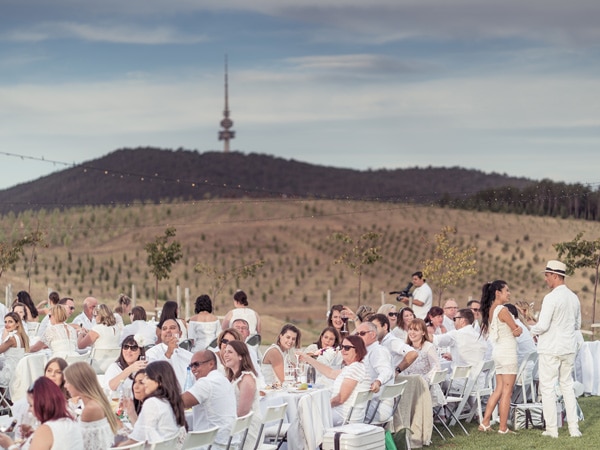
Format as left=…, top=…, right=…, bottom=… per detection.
left=570, top=429, right=582, bottom=438
left=542, top=430, right=558, bottom=438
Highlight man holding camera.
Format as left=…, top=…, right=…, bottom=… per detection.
left=399, top=271, right=432, bottom=319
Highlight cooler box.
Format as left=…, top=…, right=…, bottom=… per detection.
left=322, top=423, right=385, bottom=450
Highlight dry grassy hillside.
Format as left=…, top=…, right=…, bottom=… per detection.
left=1, top=200, right=598, bottom=342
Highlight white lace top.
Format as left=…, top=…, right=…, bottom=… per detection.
left=42, top=323, right=78, bottom=357
left=80, top=417, right=114, bottom=450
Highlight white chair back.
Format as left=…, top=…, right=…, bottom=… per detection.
left=182, top=426, right=219, bottom=450
left=64, top=352, right=91, bottom=365
left=254, top=403, right=288, bottom=450
left=109, top=442, right=145, bottom=449
left=150, top=436, right=180, bottom=450
left=343, top=389, right=373, bottom=425
left=225, top=411, right=254, bottom=450
left=90, top=347, right=121, bottom=374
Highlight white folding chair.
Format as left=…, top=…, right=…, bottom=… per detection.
left=254, top=403, right=288, bottom=450
left=109, top=442, right=145, bottom=449
left=464, top=359, right=495, bottom=424
left=182, top=426, right=219, bottom=450
left=89, top=347, right=122, bottom=374
left=10, top=353, right=48, bottom=403
left=442, top=365, right=472, bottom=435
left=429, top=369, right=452, bottom=440
left=513, top=351, right=538, bottom=403
left=64, top=351, right=91, bottom=365
left=342, top=390, right=373, bottom=425
left=225, top=411, right=254, bottom=450
left=150, top=436, right=180, bottom=450
left=365, top=380, right=407, bottom=426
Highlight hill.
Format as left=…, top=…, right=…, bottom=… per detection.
left=1, top=199, right=598, bottom=344
left=0, top=147, right=535, bottom=214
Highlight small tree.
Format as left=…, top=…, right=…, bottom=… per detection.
left=0, top=231, right=45, bottom=282
left=421, top=226, right=478, bottom=305
left=331, top=231, right=382, bottom=307
left=194, top=259, right=264, bottom=305
left=144, top=227, right=183, bottom=309
left=554, top=232, right=600, bottom=325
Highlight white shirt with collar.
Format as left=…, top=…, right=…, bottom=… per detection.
left=72, top=312, right=94, bottom=330
left=364, top=341, right=394, bottom=387
left=380, top=332, right=412, bottom=369
left=120, top=320, right=158, bottom=346
left=530, top=284, right=581, bottom=356
left=187, top=370, right=237, bottom=446
left=433, top=324, right=487, bottom=370
left=146, top=343, right=193, bottom=391
left=443, top=315, right=456, bottom=332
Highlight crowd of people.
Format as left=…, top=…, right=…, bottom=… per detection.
left=0, top=259, right=584, bottom=448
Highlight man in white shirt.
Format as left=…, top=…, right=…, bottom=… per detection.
left=399, top=271, right=432, bottom=319
left=356, top=321, right=394, bottom=422
left=433, top=309, right=489, bottom=387
left=369, top=314, right=417, bottom=374
left=72, top=296, right=98, bottom=330
left=182, top=350, right=237, bottom=447
left=530, top=260, right=582, bottom=438
left=442, top=298, right=459, bottom=332
left=146, top=319, right=192, bottom=391
left=467, top=300, right=482, bottom=333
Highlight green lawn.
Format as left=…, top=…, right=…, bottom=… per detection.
left=400, top=396, right=598, bottom=450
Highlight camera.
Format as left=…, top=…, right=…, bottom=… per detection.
left=390, top=282, right=414, bottom=302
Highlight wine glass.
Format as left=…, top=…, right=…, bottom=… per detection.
left=341, top=311, right=349, bottom=335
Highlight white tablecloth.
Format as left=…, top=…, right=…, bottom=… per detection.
left=575, top=341, right=600, bottom=395
left=261, top=387, right=332, bottom=450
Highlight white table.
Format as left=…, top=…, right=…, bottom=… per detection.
left=261, top=387, right=332, bottom=450
left=575, top=341, right=600, bottom=395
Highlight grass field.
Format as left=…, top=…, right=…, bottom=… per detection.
left=412, top=395, right=598, bottom=450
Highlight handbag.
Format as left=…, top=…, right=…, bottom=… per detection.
left=385, top=431, right=398, bottom=450
left=511, top=403, right=545, bottom=430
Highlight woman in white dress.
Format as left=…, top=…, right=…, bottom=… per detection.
left=77, top=304, right=120, bottom=350
left=0, top=377, right=83, bottom=450
left=30, top=305, right=78, bottom=357
left=223, top=340, right=262, bottom=450
left=300, top=334, right=371, bottom=425
left=304, top=326, right=342, bottom=386
left=64, top=361, right=120, bottom=450
left=188, top=295, right=220, bottom=352
left=261, top=324, right=301, bottom=385
left=222, top=290, right=261, bottom=335
left=0, top=312, right=29, bottom=386
left=105, top=335, right=148, bottom=394
left=11, top=302, right=39, bottom=339
left=478, top=280, right=522, bottom=434
left=119, top=361, right=187, bottom=449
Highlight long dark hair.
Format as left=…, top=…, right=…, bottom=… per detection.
left=314, top=326, right=341, bottom=350
left=157, top=301, right=179, bottom=329
left=144, top=361, right=187, bottom=429
left=480, top=280, right=507, bottom=337
left=44, top=357, right=69, bottom=399
left=17, top=291, right=38, bottom=318
left=116, top=335, right=146, bottom=371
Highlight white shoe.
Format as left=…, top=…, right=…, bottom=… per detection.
left=570, top=429, right=582, bottom=438
left=542, top=430, right=558, bottom=438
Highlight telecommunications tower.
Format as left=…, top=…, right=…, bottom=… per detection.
left=218, top=55, right=235, bottom=153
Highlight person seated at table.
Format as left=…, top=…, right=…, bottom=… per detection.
left=104, top=335, right=148, bottom=394
left=369, top=314, right=417, bottom=375
left=155, top=301, right=188, bottom=344
left=403, top=318, right=444, bottom=406
left=213, top=328, right=243, bottom=371
left=377, top=304, right=399, bottom=332
left=0, top=377, right=83, bottom=450
left=11, top=302, right=39, bottom=339
left=425, top=307, right=447, bottom=335
left=0, top=312, right=29, bottom=391
left=113, top=293, right=132, bottom=330
left=303, top=326, right=342, bottom=387
left=299, top=334, right=371, bottom=425
left=30, top=305, right=79, bottom=357
left=222, top=290, right=261, bottom=336
left=120, top=306, right=157, bottom=346
left=223, top=340, right=262, bottom=450
left=188, top=294, right=221, bottom=352
left=146, top=319, right=192, bottom=392
left=394, top=307, right=415, bottom=341
left=505, top=304, right=537, bottom=367
left=77, top=304, right=120, bottom=351
left=182, top=350, right=237, bottom=447
left=261, top=323, right=301, bottom=385
left=123, top=369, right=147, bottom=425
left=119, top=361, right=187, bottom=449
left=327, top=304, right=356, bottom=336
left=64, top=361, right=120, bottom=450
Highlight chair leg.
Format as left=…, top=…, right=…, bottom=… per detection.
left=444, top=406, right=469, bottom=435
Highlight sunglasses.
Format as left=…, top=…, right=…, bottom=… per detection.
left=189, top=360, right=212, bottom=369
left=122, top=344, right=140, bottom=351
left=221, top=338, right=230, bottom=345
left=471, top=308, right=480, bottom=312
left=340, top=345, right=355, bottom=351
left=453, top=317, right=463, bottom=321
left=388, top=312, right=398, bottom=318
left=357, top=331, right=372, bottom=337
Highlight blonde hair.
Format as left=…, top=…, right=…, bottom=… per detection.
left=515, top=300, right=536, bottom=327
left=96, top=304, right=117, bottom=327
left=63, top=362, right=119, bottom=433
left=49, top=304, right=68, bottom=323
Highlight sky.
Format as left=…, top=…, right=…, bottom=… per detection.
left=1, top=1, right=599, bottom=191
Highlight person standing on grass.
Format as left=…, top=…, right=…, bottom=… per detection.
left=530, top=260, right=582, bottom=438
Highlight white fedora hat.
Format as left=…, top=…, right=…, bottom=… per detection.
left=543, top=260, right=568, bottom=276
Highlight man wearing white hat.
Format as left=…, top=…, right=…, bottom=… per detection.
left=530, top=260, right=582, bottom=438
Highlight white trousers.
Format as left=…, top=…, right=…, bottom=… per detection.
left=538, top=353, right=579, bottom=433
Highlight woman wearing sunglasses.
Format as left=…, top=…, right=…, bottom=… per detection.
left=214, top=328, right=243, bottom=372
left=299, top=334, right=370, bottom=425
left=104, top=335, right=147, bottom=394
